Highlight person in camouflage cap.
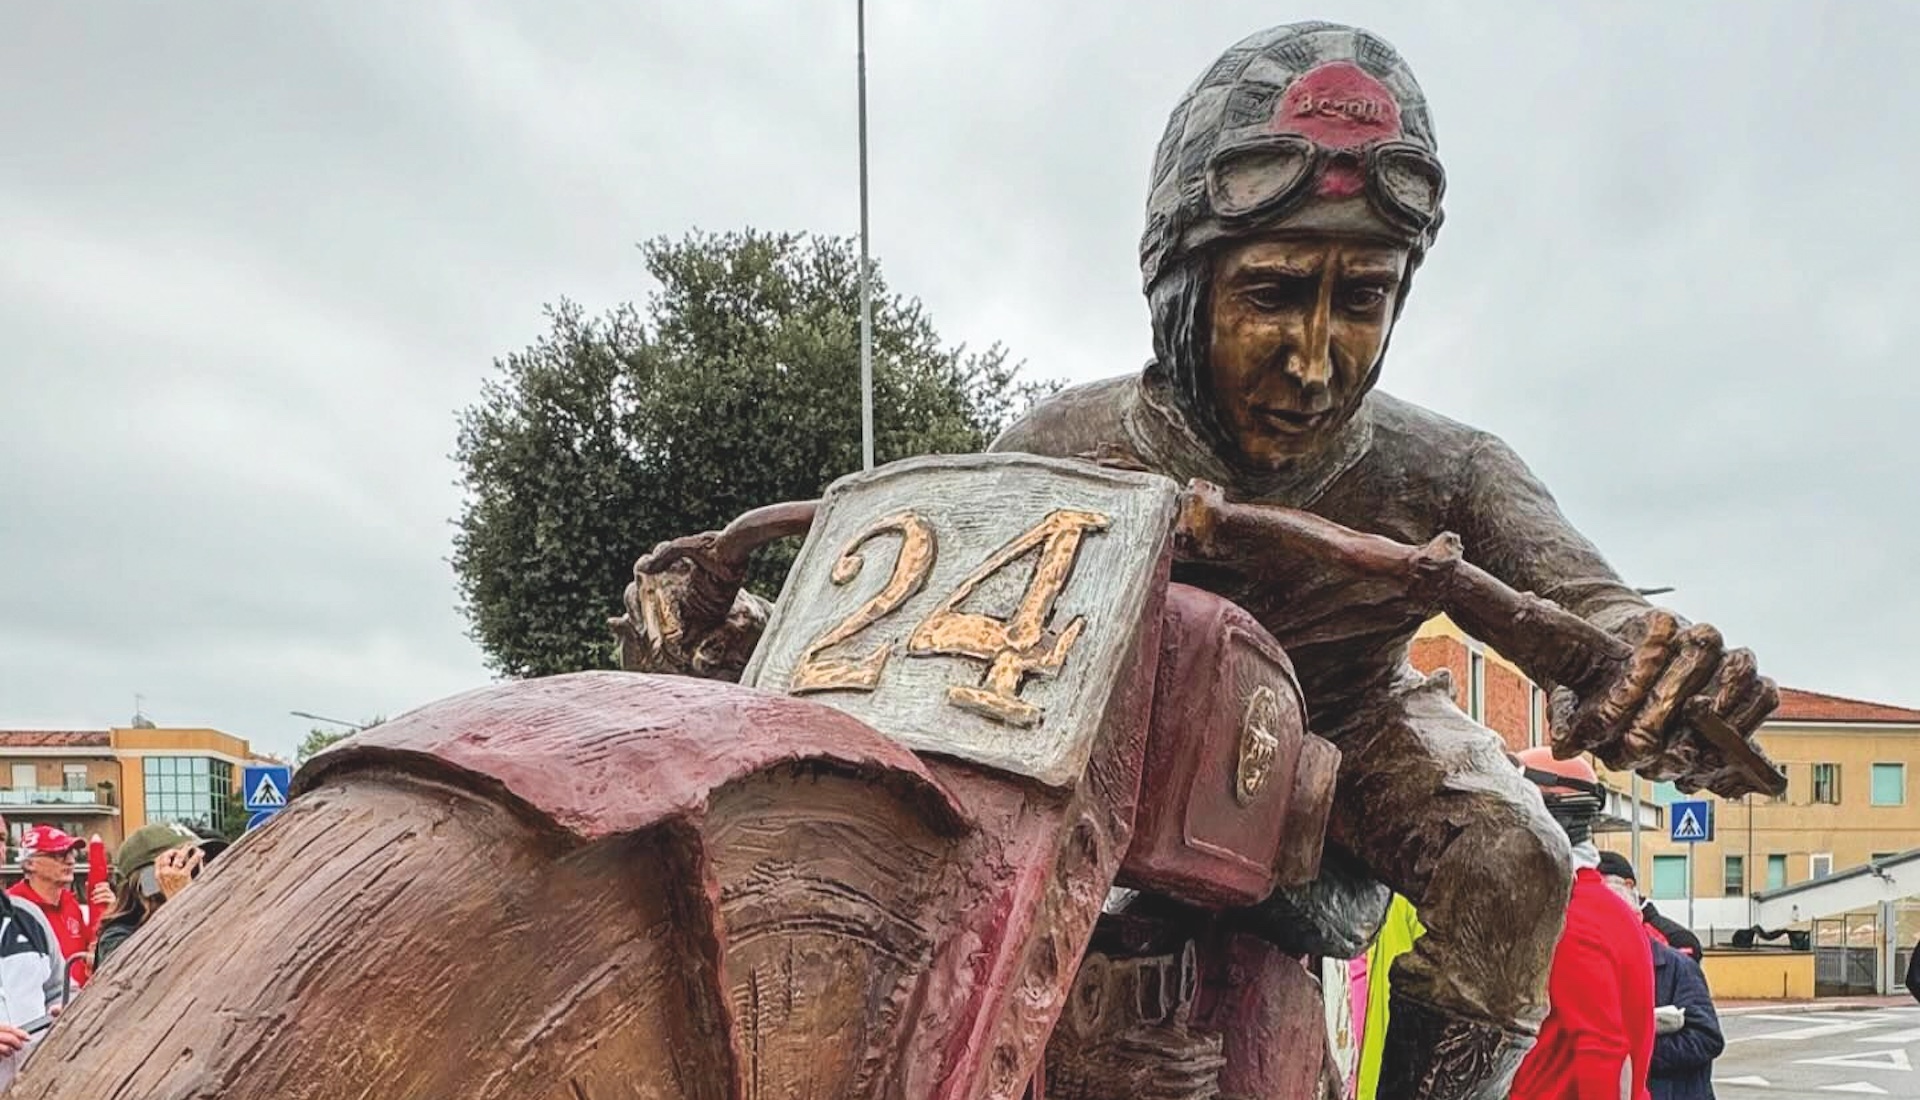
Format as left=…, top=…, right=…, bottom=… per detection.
left=93, top=822, right=221, bottom=972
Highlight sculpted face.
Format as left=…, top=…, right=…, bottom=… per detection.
left=1206, top=235, right=1409, bottom=466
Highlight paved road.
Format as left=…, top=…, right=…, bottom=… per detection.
left=1714, top=1006, right=1920, bottom=1096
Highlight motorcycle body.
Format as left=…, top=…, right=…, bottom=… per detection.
left=9, top=453, right=1780, bottom=1099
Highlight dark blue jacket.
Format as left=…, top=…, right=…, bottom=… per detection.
left=1648, top=942, right=1724, bottom=1100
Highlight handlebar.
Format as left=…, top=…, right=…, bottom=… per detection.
left=633, top=474, right=1786, bottom=799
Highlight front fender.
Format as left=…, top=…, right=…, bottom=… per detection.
left=294, top=670, right=971, bottom=840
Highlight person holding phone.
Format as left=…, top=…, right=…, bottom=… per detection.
left=93, top=823, right=216, bottom=972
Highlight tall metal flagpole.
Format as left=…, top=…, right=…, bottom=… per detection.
left=856, top=0, right=875, bottom=470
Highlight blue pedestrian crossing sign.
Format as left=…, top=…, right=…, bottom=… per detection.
left=246, top=809, right=278, bottom=832
left=1669, top=799, right=1713, bottom=843
left=243, top=765, right=292, bottom=812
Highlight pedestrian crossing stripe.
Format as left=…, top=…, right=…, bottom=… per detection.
left=1674, top=806, right=1706, bottom=840
left=249, top=772, right=287, bottom=807
left=1795, top=1048, right=1912, bottom=1071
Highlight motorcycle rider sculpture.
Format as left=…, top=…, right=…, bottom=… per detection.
left=616, top=22, right=1777, bottom=1100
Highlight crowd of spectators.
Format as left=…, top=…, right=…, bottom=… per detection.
left=0, top=815, right=221, bottom=1084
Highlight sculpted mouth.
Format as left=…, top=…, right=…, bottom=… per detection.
left=1253, top=406, right=1329, bottom=432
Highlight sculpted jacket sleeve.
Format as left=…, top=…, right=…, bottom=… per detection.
left=1449, top=432, right=1652, bottom=639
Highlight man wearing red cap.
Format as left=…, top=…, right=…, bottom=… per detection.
left=8, top=825, right=112, bottom=989
left=1511, top=748, right=1654, bottom=1100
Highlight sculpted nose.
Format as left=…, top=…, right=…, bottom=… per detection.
left=1283, top=282, right=1336, bottom=412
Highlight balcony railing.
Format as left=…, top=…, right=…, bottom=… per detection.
left=0, top=788, right=111, bottom=808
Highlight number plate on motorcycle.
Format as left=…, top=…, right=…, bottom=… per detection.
left=743, top=453, right=1180, bottom=788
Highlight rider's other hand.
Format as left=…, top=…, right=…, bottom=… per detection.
left=618, top=533, right=730, bottom=659
left=0, top=1024, right=31, bottom=1055
left=615, top=529, right=768, bottom=682
left=633, top=531, right=730, bottom=580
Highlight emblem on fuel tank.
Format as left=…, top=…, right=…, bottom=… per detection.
left=1236, top=684, right=1282, bottom=805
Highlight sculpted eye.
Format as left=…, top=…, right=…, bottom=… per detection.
left=1241, top=286, right=1293, bottom=311
left=1342, top=284, right=1391, bottom=313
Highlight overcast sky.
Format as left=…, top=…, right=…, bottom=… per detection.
left=4, top=2, right=1915, bottom=760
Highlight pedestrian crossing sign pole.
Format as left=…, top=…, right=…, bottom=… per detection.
left=242, top=765, right=292, bottom=831
left=1669, top=798, right=1714, bottom=934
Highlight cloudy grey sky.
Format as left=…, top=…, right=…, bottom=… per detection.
left=4, top=2, right=1915, bottom=759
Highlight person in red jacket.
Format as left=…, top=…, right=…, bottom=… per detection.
left=1510, top=748, right=1655, bottom=1100
left=7, top=824, right=112, bottom=989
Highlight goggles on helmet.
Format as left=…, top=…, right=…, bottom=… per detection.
left=1205, top=134, right=1445, bottom=242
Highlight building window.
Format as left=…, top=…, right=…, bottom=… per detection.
left=1766, top=854, right=1787, bottom=890
left=1811, top=853, right=1833, bottom=880
left=142, top=756, right=234, bottom=835
left=1772, top=764, right=1791, bottom=804
left=8, top=765, right=33, bottom=790
left=1648, top=781, right=1680, bottom=807
left=1528, top=685, right=1547, bottom=747
left=61, top=766, right=87, bottom=792
left=1651, top=855, right=1689, bottom=900
left=1812, top=763, right=1840, bottom=805
left=1468, top=651, right=1486, bottom=723
left=1724, top=855, right=1744, bottom=897
left=1872, top=763, right=1906, bottom=806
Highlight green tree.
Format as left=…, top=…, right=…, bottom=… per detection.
left=209, top=790, right=248, bottom=843
left=296, top=728, right=349, bottom=764
left=452, top=229, right=1052, bottom=678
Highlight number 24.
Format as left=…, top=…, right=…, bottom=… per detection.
left=789, top=509, right=1110, bottom=727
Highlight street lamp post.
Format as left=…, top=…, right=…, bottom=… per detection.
left=289, top=711, right=369, bottom=732
left=857, top=0, right=874, bottom=471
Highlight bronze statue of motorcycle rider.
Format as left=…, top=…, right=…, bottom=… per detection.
left=617, top=22, right=1777, bottom=1100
